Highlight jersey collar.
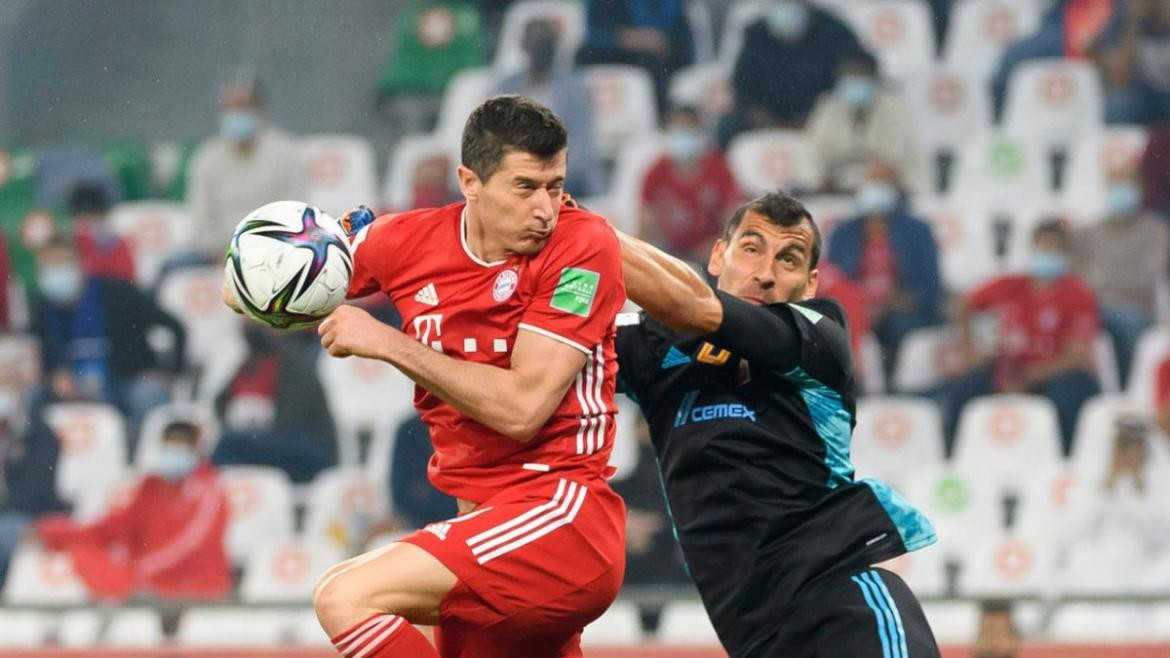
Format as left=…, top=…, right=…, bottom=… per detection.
left=460, top=206, right=508, bottom=268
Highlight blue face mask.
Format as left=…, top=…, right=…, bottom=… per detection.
left=854, top=182, right=899, bottom=217
left=766, top=1, right=810, bottom=40
left=666, top=129, right=706, bottom=163
left=837, top=75, right=877, bottom=109
left=1029, top=250, right=1068, bottom=282
left=1105, top=181, right=1141, bottom=217
left=220, top=111, right=258, bottom=141
left=38, top=264, right=84, bottom=305
left=155, top=445, right=198, bottom=481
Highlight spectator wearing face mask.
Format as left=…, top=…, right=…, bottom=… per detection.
left=806, top=51, right=924, bottom=194
left=35, top=421, right=231, bottom=602
left=185, top=72, right=305, bottom=265
left=68, top=183, right=135, bottom=283
left=493, top=19, right=604, bottom=196
left=719, top=0, right=868, bottom=146
left=827, top=159, right=942, bottom=380
left=930, top=220, right=1100, bottom=452
left=638, top=106, right=741, bottom=263
left=1076, top=166, right=1169, bottom=384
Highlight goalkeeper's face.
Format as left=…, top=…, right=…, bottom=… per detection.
left=708, top=212, right=819, bottom=306
left=469, top=149, right=568, bottom=256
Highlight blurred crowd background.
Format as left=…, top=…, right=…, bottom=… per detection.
left=2, top=0, right=1170, bottom=653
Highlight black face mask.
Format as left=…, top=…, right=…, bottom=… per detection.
left=525, top=35, right=557, bottom=74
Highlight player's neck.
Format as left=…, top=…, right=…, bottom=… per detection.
left=463, top=206, right=509, bottom=264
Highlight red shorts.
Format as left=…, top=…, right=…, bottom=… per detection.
left=401, top=475, right=626, bottom=658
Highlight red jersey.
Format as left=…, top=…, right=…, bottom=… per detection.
left=967, top=274, right=1099, bottom=387
left=348, top=202, right=625, bottom=503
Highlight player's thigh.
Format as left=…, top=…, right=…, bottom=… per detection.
left=315, top=541, right=457, bottom=629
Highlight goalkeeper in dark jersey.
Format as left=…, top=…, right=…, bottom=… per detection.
left=614, top=191, right=940, bottom=658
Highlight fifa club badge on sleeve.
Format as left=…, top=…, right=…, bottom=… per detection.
left=339, top=205, right=375, bottom=237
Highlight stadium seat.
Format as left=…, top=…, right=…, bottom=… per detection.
left=858, top=333, right=885, bottom=396
left=0, top=610, right=52, bottom=647
left=70, top=472, right=140, bottom=524
left=920, top=601, right=978, bottom=644
left=299, top=135, right=379, bottom=217
left=1069, top=393, right=1146, bottom=487
left=156, top=266, right=247, bottom=398
left=1094, top=332, right=1121, bottom=394
left=913, top=198, right=1002, bottom=294
left=175, top=607, right=291, bottom=647
left=104, top=607, right=165, bottom=647
left=718, top=1, right=766, bottom=68
left=890, top=325, right=961, bottom=393
left=686, top=0, right=716, bottom=63
left=302, top=467, right=389, bottom=556
left=950, top=132, right=1055, bottom=219
left=852, top=396, right=944, bottom=488
left=1002, top=58, right=1104, bottom=149
left=583, top=65, right=659, bottom=160
left=903, top=69, right=992, bottom=177
left=240, top=538, right=345, bottom=604
left=668, top=63, right=733, bottom=121
left=435, top=67, right=496, bottom=147
left=799, top=194, right=853, bottom=246
left=605, top=136, right=665, bottom=236
left=657, top=600, right=720, bottom=645
left=581, top=600, right=643, bottom=646
left=289, top=607, right=332, bottom=646
left=318, top=351, right=417, bottom=467
left=1049, top=603, right=1167, bottom=642
left=1126, top=326, right=1170, bottom=408
left=494, top=0, right=585, bottom=73
left=0, top=333, right=41, bottom=389
left=943, top=0, right=1042, bottom=81
left=108, top=201, right=194, bottom=289
left=838, top=1, right=935, bottom=81
left=44, top=402, right=127, bottom=505
left=381, top=133, right=455, bottom=212
left=952, top=395, right=1064, bottom=493
left=133, top=401, right=220, bottom=469
left=727, top=129, right=816, bottom=197
left=900, top=466, right=1000, bottom=560
left=955, top=530, right=1056, bottom=598
left=2, top=546, right=88, bottom=604
left=58, top=608, right=102, bottom=647
left=607, top=396, right=642, bottom=482
left=875, top=544, right=947, bottom=598
left=220, top=466, right=295, bottom=565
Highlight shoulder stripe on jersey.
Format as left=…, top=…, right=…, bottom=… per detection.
left=575, top=353, right=596, bottom=455
left=518, top=323, right=591, bottom=355
left=575, top=344, right=609, bottom=455
left=591, top=344, right=607, bottom=453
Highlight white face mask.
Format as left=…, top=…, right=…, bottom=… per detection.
left=666, top=128, right=706, bottom=163
left=766, top=1, right=811, bottom=40
left=38, top=263, right=84, bottom=304
left=854, top=182, right=899, bottom=217
left=155, top=445, right=198, bottom=481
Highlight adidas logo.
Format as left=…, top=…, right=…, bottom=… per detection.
left=660, top=346, right=691, bottom=370
left=414, top=283, right=439, bottom=306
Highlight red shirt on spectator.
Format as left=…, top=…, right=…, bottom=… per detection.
left=817, top=262, right=869, bottom=358
left=37, top=463, right=231, bottom=601
left=74, top=220, right=136, bottom=282
left=1154, top=358, right=1170, bottom=410
left=967, top=274, right=1100, bottom=389
left=859, top=227, right=898, bottom=309
left=640, top=151, right=740, bottom=259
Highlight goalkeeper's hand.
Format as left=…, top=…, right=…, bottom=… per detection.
left=339, top=205, right=375, bottom=237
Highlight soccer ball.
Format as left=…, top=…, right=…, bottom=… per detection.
left=224, top=201, right=353, bottom=329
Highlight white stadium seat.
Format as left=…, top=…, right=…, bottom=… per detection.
left=1003, top=58, right=1104, bottom=149
left=1094, top=332, right=1121, bottom=394
left=799, top=194, right=854, bottom=246
left=0, top=333, right=41, bottom=389
left=838, top=1, right=936, bottom=81
left=858, top=333, right=885, bottom=396
left=494, top=0, right=585, bottom=73
left=669, top=63, right=733, bottom=120
left=921, top=601, right=978, bottom=644
left=240, top=539, right=345, bottom=604
left=727, top=129, right=816, bottom=196
left=583, top=65, right=659, bottom=159
left=581, top=600, right=643, bottom=646
left=953, top=395, right=1064, bottom=493
left=2, top=546, right=88, bottom=604
left=657, top=600, right=721, bottom=645
left=951, top=132, right=1055, bottom=217
left=436, top=67, right=496, bottom=146
left=108, top=201, right=194, bottom=289
left=318, top=351, right=416, bottom=468
left=1057, top=129, right=1147, bottom=225
left=302, top=467, right=389, bottom=556
left=290, top=607, right=332, bottom=646
left=134, top=400, right=220, bottom=470
left=1049, top=603, right=1168, bottom=643
left=685, top=0, right=716, bottom=63
left=104, top=607, right=165, bottom=647
left=299, top=134, right=379, bottom=217
left=58, top=608, right=102, bottom=647
left=943, top=0, right=1042, bottom=81
left=0, top=611, right=52, bottom=647
left=381, top=133, right=456, bottom=212
left=70, top=473, right=140, bottom=524
left=891, top=325, right=961, bottom=393
left=875, top=545, right=947, bottom=598
left=1127, top=326, right=1170, bottom=408
left=900, top=466, right=1000, bottom=560
left=852, top=396, right=944, bottom=488
left=1069, top=394, right=1146, bottom=486
left=914, top=199, right=1003, bottom=294
left=176, top=607, right=290, bottom=647
left=44, top=402, right=127, bottom=504
left=955, top=530, right=1056, bottom=598
left=604, top=136, right=665, bottom=236
left=904, top=69, right=992, bottom=162
left=221, top=466, right=295, bottom=565
left=157, top=266, right=247, bottom=397
left=718, top=1, right=766, bottom=68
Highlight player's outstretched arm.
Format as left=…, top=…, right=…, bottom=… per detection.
left=616, top=230, right=722, bottom=334
left=318, top=305, right=586, bottom=441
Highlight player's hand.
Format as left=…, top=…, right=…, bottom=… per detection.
left=318, top=305, right=394, bottom=360
left=222, top=280, right=243, bottom=314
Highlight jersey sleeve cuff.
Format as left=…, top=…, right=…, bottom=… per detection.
left=517, top=323, right=592, bottom=355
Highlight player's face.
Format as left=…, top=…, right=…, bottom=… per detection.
left=708, top=211, right=819, bottom=305
left=464, top=149, right=567, bottom=256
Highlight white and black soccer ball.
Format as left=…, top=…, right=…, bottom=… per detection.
left=224, top=201, right=353, bottom=329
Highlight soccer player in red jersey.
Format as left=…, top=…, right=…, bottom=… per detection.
left=309, top=97, right=627, bottom=657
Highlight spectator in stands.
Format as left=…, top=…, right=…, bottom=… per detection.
left=35, top=421, right=231, bottom=602
left=816, top=261, right=871, bottom=382
left=186, top=72, right=305, bottom=265
left=376, top=0, right=485, bottom=99
left=931, top=221, right=1100, bottom=451
left=1076, top=165, right=1169, bottom=384
left=1091, top=0, right=1170, bottom=124
left=494, top=19, right=604, bottom=196
left=68, top=183, right=135, bottom=283
left=827, top=159, right=942, bottom=380
left=1141, top=126, right=1170, bottom=216
left=407, top=152, right=460, bottom=210
left=575, top=0, right=694, bottom=113
left=0, top=385, right=66, bottom=588
left=638, top=105, right=741, bottom=263
left=972, top=600, right=1021, bottom=658
left=212, top=322, right=337, bottom=483
left=31, top=238, right=185, bottom=450
left=719, top=0, right=867, bottom=146
left=0, top=229, right=10, bottom=330
left=806, top=51, right=924, bottom=194
left=1152, top=356, right=1170, bottom=438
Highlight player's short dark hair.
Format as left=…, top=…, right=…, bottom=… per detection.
left=163, top=421, right=200, bottom=445
left=68, top=183, right=110, bottom=216
left=461, top=95, right=568, bottom=182
left=722, top=191, right=821, bottom=270
left=1031, top=218, right=1070, bottom=249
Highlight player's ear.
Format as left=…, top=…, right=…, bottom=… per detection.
left=802, top=268, right=819, bottom=300
left=707, top=239, right=727, bottom=277
left=456, top=165, right=481, bottom=202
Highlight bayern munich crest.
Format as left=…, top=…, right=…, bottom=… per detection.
left=492, top=268, right=519, bottom=302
